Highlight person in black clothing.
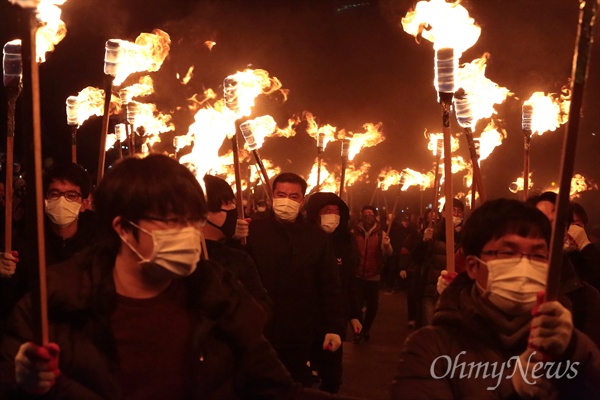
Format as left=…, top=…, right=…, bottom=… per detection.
left=305, top=192, right=362, bottom=393
left=247, top=173, right=344, bottom=387
left=203, top=174, right=272, bottom=314
left=0, top=163, right=97, bottom=336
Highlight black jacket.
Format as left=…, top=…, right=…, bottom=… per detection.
left=247, top=213, right=344, bottom=349
left=0, top=245, right=328, bottom=400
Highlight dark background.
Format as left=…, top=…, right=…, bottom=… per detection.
left=1, top=0, right=599, bottom=220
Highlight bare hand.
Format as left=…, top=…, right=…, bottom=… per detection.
left=322, top=333, right=342, bottom=352
left=350, top=319, right=362, bottom=335
left=423, top=228, right=434, bottom=242
left=0, top=251, right=18, bottom=278
left=15, top=342, right=61, bottom=395
left=399, top=270, right=407, bottom=279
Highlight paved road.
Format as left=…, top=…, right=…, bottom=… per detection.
left=338, top=290, right=413, bottom=400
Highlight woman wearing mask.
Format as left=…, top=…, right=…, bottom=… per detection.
left=305, top=192, right=362, bottom=393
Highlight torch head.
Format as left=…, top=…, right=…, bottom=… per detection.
left=522, top=104, right=533, bottom=133
left=435, top=48, right=456, bottom=104
left=8, top=1, right=41, bottom=8
left=126, top=101, right=139, bottom=126
left=223, top=76, right=240, bottom=115
left=317, top=132, right=325, bottom=152
left=66, top=96, right=79, bottom=126
left=454, top=92, right=473, bottom=129
left=104, top=39, right=122, bottom=77
left=115, top=123, right=127, bottom=142
left=240, top=121, right=258, bottom=151
left=3, top=39, right=22, bottom=88
left=341, top=138, right=351, bottom=159
left=119, top=88, right=131, bottom=106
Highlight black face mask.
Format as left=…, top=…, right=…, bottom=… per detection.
left=208, top=209, right=238, bottom=238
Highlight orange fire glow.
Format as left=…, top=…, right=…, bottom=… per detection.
left=67, top=86, right=121, bottom=127
left=400, top=168, right=435, bottom=191
left=477, top=121, right=506, bottom=161
left=177, top=66, right=194, bottom=85
left=509, top=173, right=534, bottom=194
left=342, top=122, right=385, bottom=161
left=378, top=168, right=404, bottom=191
left=304, top=112, right=337, bottom=151
left=110, top=29, right=171, bottom=86
left=456, top=53, right=512, bottom=128
left=427, top=132, right=459, bottom=157
left=224, top=69, right=284, bottom=119
left=401, top=0, right=480, bottom=55
left=32, top=0, right=68, bottom=63
left=523, top=89, right=571, bottom=136
left=345, top=162, right=371, bottom=188
left=204, top=41, right=216, bottom=51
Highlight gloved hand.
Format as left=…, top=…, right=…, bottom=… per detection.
left=511, top=347, right=558, bottom=400
left=350, top=319, right=362, bottom=335
left=15, top=342, right=61, bottom=395
left=423, top=227, right=434, bottom=242
left=399, top=270, right=407, bottom=279
left=566, top=224, right=591, bottom=251
left=529, top=291, right=573, bottom=360
left=0, top=251, right=18, bottom=278
left=322, top=333, right=342, bottom=352
left=232, top=218, right=250, bottom=240
left=436, top=270, right=457, bottom=295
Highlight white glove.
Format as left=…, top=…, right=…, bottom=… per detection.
left=566, top=224, right=591, bottom=251
left=232, top=218, right=249, bottom=240
left=0, top=251, right=18, bottom=278
left=322, top=333, right=342, bottom=352
left=436, top=270, right=457, bottom=295
left=423, top=228, right=434, bottom=242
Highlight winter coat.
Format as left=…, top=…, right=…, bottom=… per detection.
left=205, top=239, right=273, bottom=317
left=247, top=214, right=344, bottom=349
left=392, top=273, right=600, bottom=399
left=352, top=223, right=389, bottom=280
left=568, top=243, right=600, bottom=293
left=305, top=192, right=361, bottom=335
left=0, top=245, right=327, bottom=400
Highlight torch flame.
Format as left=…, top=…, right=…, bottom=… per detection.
left=400, top=168, right=435, bottom=191
left=32, top=0, right=68, bottom=63
left=523, top=89, right=571, bottom=136
left=427, top=132, right=459, bottom=156
left=477, top=121, right=506, bottom=161
left=402, top=0, right=481, bottom=55
left=304, top=111, right=337, bottom=151
left=109, top=29, right=171, bottom=86
left=342, top=122, right=385, bottom=161
left=509, top=173, right=534, bottom=194
left=569, top=174, right=598, bottom=198
left=66, top=86, right=121, bottom=127
left=223, top=69, right=283, bottom=119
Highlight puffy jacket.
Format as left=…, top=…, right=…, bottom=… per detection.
left=353, top=223, right=387, bottom=280
left=392, top=273, right=600, bottom=399
left=0, top=245, right=332, bottom=400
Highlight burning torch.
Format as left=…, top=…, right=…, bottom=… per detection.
left=339, top=138, right=350, bottom=200
left=65, top=95, right=79, bottom=163
left=316, top=131, right=325, bottom=192
left=429, top=136, right=443, bottom=229
left=3, top=39, right=22, bottom=263
left=223, top=75, right=247, bottom=243
left=454, top=89, right=486, bottom=205
left=435, top=47, right=456, bottom=273
left=521, top=103, right=533, bottom=200
left=239, top=119, right=273, bottom=199
left=546, top=0, right=597, bottom=302
left=13, top=0, right=49, bottom=346
left=119, top=88, right=135, bottom=156
left=98, top=39, right=119, bottom=183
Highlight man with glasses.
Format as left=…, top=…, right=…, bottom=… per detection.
left=0, top=155, right=340, bottom=399
left=392, top=198, right=600, bottom=399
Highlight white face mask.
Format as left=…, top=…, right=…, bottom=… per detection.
left=477, top=257, right=547, bottom=314
left=121, top=221, right=202, bottom=278
left=320, top=214, right=340, bottom=233
left=452, top=216, right=463, bottom=227
left=45, top=197, right=81, bottom=226
left=273, top=197, right=301, bottom=222
left=257, top=207, right=267, bottom=213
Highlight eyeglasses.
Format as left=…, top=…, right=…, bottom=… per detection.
left=480, top=250, right=549, bottom=264
left=140, top=215, right=205, bottom=228
left=46, top=189, right=82, bottom=202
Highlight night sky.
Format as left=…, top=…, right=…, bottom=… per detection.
left=1, top=0, right=599, bottom=219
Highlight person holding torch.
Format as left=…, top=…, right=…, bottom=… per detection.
left=0, top=155, right=344, bottom=399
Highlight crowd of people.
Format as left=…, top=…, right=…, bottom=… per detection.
left=0, top=154, right=598, bottom=399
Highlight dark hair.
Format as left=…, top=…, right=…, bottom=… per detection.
left=272, top=172, right=307, bottom=195
left=452, top=198, right=465, bottom=212
left=203, top=174, right=235, bottom=212
left=94, top=155, right=206, bottom=248
left=569, top=202, right=588, bottom=226
left=461, top=198, right=551, bottom=257
left=43, top=163, right=92, bottom=199
left=527, top=191, right=557, bottom=207
left=361, top=205, right=377, bottom=216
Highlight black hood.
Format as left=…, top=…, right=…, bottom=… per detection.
left=304, top=192, right=350, bottom=233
